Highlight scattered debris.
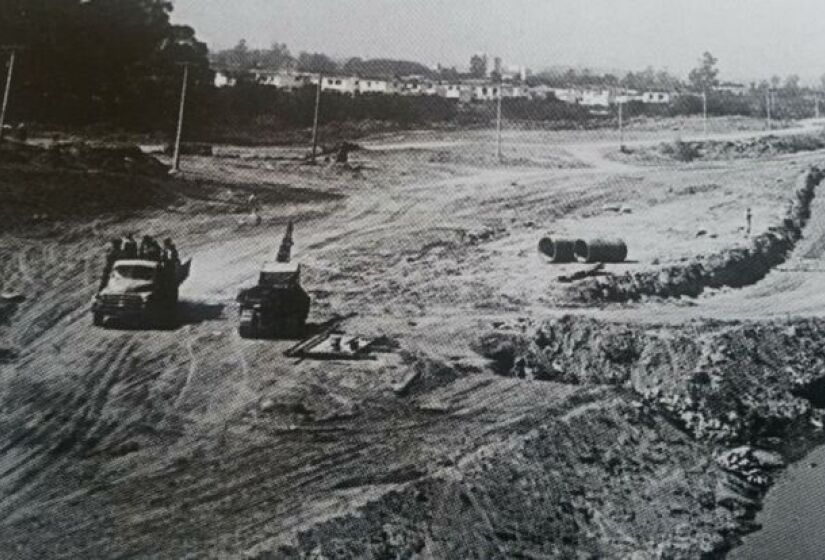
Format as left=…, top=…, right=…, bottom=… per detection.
left=0, top=292, right=25, bottom=304
left=299, top=334, right=378, bottom=360
left=558, top=263, right=606, bottom=283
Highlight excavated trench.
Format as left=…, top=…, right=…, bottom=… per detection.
left=572, top=166, right=825, bottom=303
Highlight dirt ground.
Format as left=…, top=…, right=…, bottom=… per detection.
left=3, top=116, right=825, bottom=558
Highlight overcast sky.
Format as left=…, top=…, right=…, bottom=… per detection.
left=171, top=0, right=825, bottom=84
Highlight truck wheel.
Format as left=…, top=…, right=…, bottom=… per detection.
left=92, top=312, right=104, bottom=327
left=239, top=324, right=256, bottom=339
left=293, top=317, right=306, bottom=339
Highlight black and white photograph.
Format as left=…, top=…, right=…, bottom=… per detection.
left=3, top=1, right=825, bottom=557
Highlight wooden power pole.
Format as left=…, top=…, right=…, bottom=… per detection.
left=0, top=47, right=19, bottom=142
left=702, top=89, right=708, bottom=138
left=311, top=73, right=323, bottom=161
left=496, top=82, right=503, bottom=162
left=618, top=100, right=624, bottom=150
left=171, top=62, right=190, bottom=173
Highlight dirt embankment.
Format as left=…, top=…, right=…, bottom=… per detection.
left=258, top=316, right=825, bottom=559
left=474, top=316, right=825, bottom=553
left=617, top=131, right=825, bottom=165
left=0, top=141, right=342, bottom=233
left=572, top=166, right=824, bottom=303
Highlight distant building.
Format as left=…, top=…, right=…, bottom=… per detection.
left=717, top=82, right=748, bottom=96
left=640, top=91, right=671, bottom=104
left=250, top=70, right=312, bottom=91
left=214, top=70, right=237, bottom=88
left=465, top=80, right=500, bottom=101
left=358, top=78, right=390, bottom=94
left=549, top=88, right=582, bottom=104
left=581, top=89, right=613, bottom=107
left=501, top=84, right=530, bottom=99
left=435, top=83, right=462, bottom=100
left=318, top=75, right=360, bottom=95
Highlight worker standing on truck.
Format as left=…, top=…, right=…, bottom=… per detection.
left=139, top=235, right=162, bottom=261
left=121, top=233, right=138, bottom=259
left=162, top=238, right=179, bottom=265
left=99, top=238, right=121, bottom=291
left=746, top=207, right=752, bottom=237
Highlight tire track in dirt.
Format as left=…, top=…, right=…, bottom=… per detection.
left=0, top=335, right=137, bottom=522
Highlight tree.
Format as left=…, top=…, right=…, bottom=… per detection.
left=784, top=74, right=801, bottom=94
left=0, top=0, right=210, bottom=128
left=687, top=51, right=719, bottom=92
left=297, top=52, right=339, bottom=74
left=469, top=54, right=487, bottom=78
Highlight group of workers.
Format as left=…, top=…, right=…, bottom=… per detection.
left=99, top=234, right=179, bottom=290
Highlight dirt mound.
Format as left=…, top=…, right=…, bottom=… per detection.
left=658, top=133, right=825, bottom=162
left=482, top=315, right=825, bottom=449
left=571, top=166, right=823, bottom=303
left=0, top=140, right=168, bottom=176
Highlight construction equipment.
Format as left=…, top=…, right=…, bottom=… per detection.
left=92, top=252, right=190, bottom=328
left=236, top=222, right=310, bottom=339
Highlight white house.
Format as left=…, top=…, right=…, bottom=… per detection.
left=717, top=82, right=748, bottom=96
left=549, top=88, right=582, bottom=104
left=581, top=89, right=612, bottom=107
left=640, top=91, right=671, bottom=104
left=501, top=84, right=530, bottom=99
left=318, top=75, right=360, bottom=95
left=214, top=71, right=237, bottom=88
left=358, top=78, right=390, bottom=94
left=435, top=83, right=462, bottom=100
left=475, top=84, right=501, bottom=101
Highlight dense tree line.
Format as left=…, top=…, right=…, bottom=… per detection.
left=0, top=0, right=211, bottom=129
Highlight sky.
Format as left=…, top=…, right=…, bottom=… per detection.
left=171, top=0, right=825, bottom=84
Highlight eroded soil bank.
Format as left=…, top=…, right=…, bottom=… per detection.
left=261, top=316, right=825, bottom=558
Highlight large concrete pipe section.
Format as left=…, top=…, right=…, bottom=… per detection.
left=538, top=236, right=576, bottom=263
left=574, top=238, right=628, bottom=263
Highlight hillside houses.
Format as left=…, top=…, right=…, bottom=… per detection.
left=213, top=68, right=679, bottom=110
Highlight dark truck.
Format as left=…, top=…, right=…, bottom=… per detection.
left=236, top=221, right=310, bottom=339
left=236, top=261, right=310, bottom=339
left=92, top=258, right=190, bottom=328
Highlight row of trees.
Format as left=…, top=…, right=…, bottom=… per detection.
left=1, top=0, right=212, bottom=128
left=210, top=40, right=434, bottom=78
left=3, top=4, right=825, bottom=138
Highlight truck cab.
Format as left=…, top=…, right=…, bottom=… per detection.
left=92, top=259, right=180, bottom=328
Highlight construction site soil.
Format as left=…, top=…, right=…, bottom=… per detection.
left=3, top=117, right=825, bottom=558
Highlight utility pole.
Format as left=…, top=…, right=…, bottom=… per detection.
left=0, top=47, right=19, bottom=142
left=496, top=81, right=503, bottom=162
left=702, top=88, right=708, bottom=138
left=618, top=99, right=624, bottom=150
left=816, top=95, right=820, bottom=119
left=766, top=88, right=772, bottom=130
left=171, top=62, right=189, bottom=173
left=311, top=73, right=323, bottom=161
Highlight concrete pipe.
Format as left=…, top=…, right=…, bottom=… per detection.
left=538, top=236, right=576, bottom=263
left=574, top=238, right=628, bottom=263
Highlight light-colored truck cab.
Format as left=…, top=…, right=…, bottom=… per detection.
left=92, top=258, right=185, bottom=328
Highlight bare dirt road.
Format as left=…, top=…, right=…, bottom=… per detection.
left=3, top=117, right=825, bottom=558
